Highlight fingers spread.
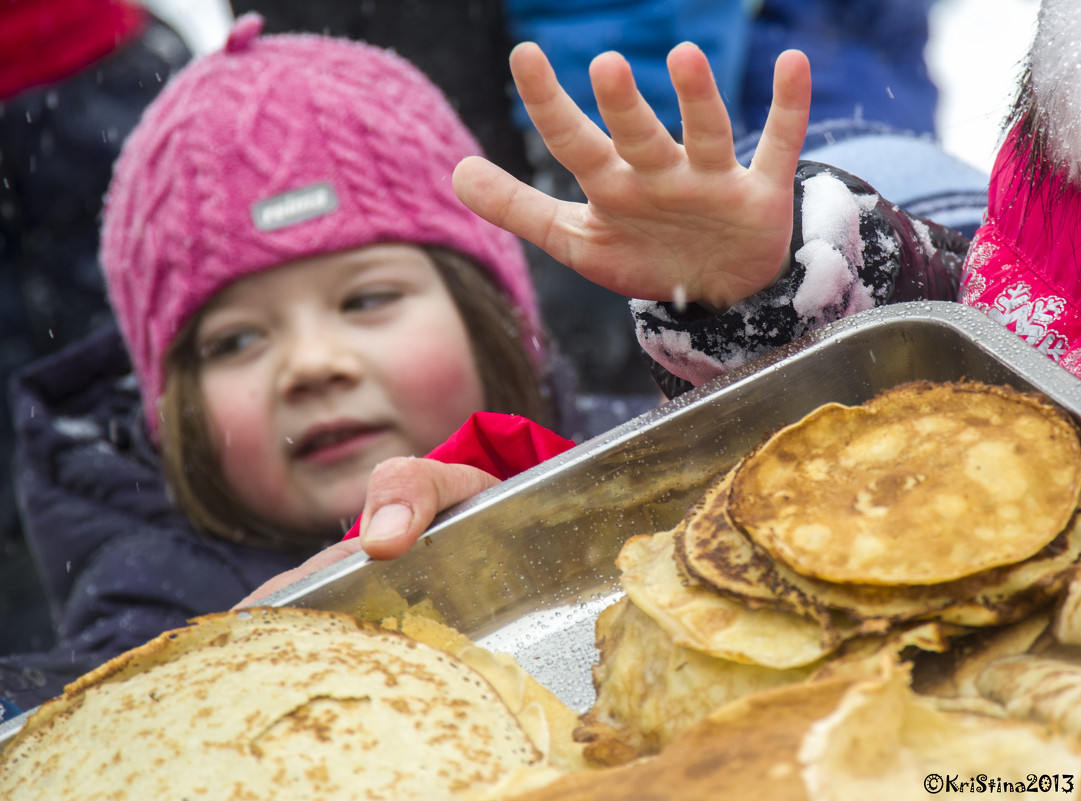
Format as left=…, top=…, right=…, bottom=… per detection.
left=358, top=458, right=500, bottom=559
left=751, top=49, right=811, bottom=189
left=667, top=42, right=736, bottom=171
left=590, top=50, right=679, bottom=171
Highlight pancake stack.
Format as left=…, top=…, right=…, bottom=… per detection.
left=578, top=380, right=1081, bottom=764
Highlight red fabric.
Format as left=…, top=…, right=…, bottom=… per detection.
left=343, top=412, right=574, bottom=540
left=0, top=0, right=146, bottom=100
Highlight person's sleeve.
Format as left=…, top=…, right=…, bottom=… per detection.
left=632, top=161, right=971, bottom=397
left=0, top=697, right=22, bottom=721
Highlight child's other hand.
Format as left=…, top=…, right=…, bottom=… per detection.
left=453, top=42, right=811, bottom=311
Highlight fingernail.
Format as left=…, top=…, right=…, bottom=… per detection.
left=361, top=503, right=412, bottom=544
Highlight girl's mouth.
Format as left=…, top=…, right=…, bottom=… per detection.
left=292, top=421, right=384, bottom=464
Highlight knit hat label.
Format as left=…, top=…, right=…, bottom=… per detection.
left=251, top=182, right=339, bottom=231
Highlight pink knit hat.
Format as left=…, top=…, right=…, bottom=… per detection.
left=100, top=14, right=538, bottom=436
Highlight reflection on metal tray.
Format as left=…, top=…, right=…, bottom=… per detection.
left=2, top=302, right=1079, bottom=746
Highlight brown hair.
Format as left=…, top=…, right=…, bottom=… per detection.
left=158, top=246, right=556, bottom=550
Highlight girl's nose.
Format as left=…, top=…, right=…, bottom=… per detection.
left=277, top=324, right=362, bottom=399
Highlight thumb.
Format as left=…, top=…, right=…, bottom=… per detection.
left=359, top=457, right=501, bottom=559
left=453, top=156, right=565, bottom=257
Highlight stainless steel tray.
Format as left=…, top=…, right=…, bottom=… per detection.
left=3, top=302, right=1080, bottom=745
left=253, top=301, right=1081, bottom=711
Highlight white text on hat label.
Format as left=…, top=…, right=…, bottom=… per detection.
left=252, top=182, right=339, bottom=231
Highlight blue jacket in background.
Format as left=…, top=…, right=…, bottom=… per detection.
left=742, top=0, right=939, bottom=135
left=504, top=0, right=755, bottom=134
left=504, top=0, right=939, bottom=140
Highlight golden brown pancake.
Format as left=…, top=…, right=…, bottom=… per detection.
left=681, top=469, right=1081, bottom=629
left=678, top=469, right=957, bottom=625
left=575, top=596, right=815, bottom=764
left=908, top=613, right=1051, bottom=699
left=618, top=525, right=851, bottom=668
left=384, top=610, right=587, bottom=772
left=1053, top=569, right=1081, bottom=645
left=976, top=654, right=1081, bottom=737
left=801, top=662, right=1081, bottom=801
left=511, top=677, right=856, bottom=801
left=728, top=381, right=1081, bottom=586
left=0, top=607, right=542, bottom=801
left=511, top=661, right=1081, bottom=801
left=589, top=380, right=1081, bottom=775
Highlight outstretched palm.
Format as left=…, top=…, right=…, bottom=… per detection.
left=453, top=41, right=812, bottom=310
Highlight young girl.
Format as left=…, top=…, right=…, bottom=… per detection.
left=0, top=14, right=654, bottom=710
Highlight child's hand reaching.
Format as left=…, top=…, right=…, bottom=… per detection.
left=453, top=42, right=811, bottom=311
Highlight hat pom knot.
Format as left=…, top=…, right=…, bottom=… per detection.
left=225, top=13, right=264, bottom=53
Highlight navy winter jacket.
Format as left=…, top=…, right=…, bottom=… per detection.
left=741, top=0, right=940, bottom=135
left=0, top=16, right=191, bottom=657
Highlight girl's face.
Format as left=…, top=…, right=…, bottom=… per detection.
left=195, top=244, right=486, bottom=538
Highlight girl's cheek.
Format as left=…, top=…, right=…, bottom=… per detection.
left=388, top=325, right=486, bottom=446
left=202, top=378, right=271, bottom=460
left=404, top=351, right=476, bottom=397
left=394, top=330, right=480, bottom=398
left=209, top=405, right=283, bottom=513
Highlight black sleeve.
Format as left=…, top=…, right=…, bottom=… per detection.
left=633, top=161, right=971, bottom=397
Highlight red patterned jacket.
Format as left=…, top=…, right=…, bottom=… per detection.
left=960, top=127, right=1081, bottom=377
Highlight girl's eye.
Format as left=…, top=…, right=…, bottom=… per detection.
left=198, top=329, right=262, bottom=361
left=343, top=289, right=402, bottom=313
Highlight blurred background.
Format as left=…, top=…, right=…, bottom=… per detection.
left=926, top=0, right=1040, bottom=173
left=144, top=0, right=1040, bottom=174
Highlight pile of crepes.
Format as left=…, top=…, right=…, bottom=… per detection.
left=573, top=380, right=1081, bottom=793
left=3, top=380, right=1081, bottom=800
